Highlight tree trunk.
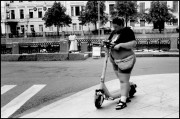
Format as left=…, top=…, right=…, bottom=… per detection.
left=125, top=14, right=128, bottom=27
left=95, top=21, right=97, bottom=30
left=57, top=25, right=59, bottom=36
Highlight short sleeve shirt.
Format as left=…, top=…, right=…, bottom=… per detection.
left=108, top=27, right=136, bottom=59
left=108, top=27, right=135, bottom=44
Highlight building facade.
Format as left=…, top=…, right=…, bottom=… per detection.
left=1, top=1, right=179, bottom=35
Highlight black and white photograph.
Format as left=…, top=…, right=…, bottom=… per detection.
left=1, top=1, right=179, bottom=118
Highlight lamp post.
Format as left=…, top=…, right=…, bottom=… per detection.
left=98, top=1, right=100, bottom=43
left=25, top=14, right=29, bottom=38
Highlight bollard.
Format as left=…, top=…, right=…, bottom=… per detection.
left=81, top=42, right=88, bottom=53
left=12, top=42, right=19, bottom=54
left=169, top=37, right=179, bottom=52
left=60, top=40, right=69, bottom=53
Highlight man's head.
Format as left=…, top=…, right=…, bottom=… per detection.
left=112, top=17, right=124, bottom=32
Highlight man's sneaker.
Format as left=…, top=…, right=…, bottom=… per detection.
left=129, top=83, right=137, bottom=98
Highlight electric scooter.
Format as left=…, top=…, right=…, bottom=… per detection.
left=94, top=40, right=137, bottom=109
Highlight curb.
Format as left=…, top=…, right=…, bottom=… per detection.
left=1, top=52, right=179, bottom=61
left=85, top=51, right=179, bottom=57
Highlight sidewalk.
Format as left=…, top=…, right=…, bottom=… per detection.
left=20, top=73, right=179, bottom=118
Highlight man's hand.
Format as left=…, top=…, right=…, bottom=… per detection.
left=113, top=43, right=121, bottom=50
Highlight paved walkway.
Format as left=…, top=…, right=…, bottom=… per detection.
left=20, top=73, right=179, bottom=118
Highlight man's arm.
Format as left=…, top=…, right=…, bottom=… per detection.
left=114, top=40, right=136, bottom=50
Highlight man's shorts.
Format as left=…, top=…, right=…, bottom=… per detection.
left=109, top=54, right=136, bottom=73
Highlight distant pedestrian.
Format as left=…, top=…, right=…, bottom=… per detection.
left=69, top=33, right=78, bottom=53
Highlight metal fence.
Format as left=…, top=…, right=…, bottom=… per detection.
left=1, top=28, right=178, bottom=38
left=1, top=37, right=178, bottom=54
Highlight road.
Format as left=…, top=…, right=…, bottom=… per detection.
left=1, top=57, right=179, bottom=117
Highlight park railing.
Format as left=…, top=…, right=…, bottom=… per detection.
left=1, top=28, right=178, bottom=38
left=1, top=37, right=179, bottom=54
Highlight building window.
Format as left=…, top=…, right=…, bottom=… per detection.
left=10, top=1, right=14, bottom=3
left=130, top=20, right=135, bottom=27
left=20, top=9, right=24, bottom=19
left=30, top=25, right=34, bottom=31
left=73, top=23, right=77, bottom=31
left=140, top=20, right=145, bottom=27
left=71, top=6, right=81, bottom=16
left=75, top=6, right=80, bottom=16
left=71, top=6, right=74, bottom=16
left=173, top=19, right=178, bottom=26
left=39, top=25, right=43, bottom=32
left=38, top=8, right=42, bottom=18
left=79, top=23, right=82, bottom=31
left=109, top=4, right=114, bottom=15
left=29, top=9, right=33, bottom=18
left=140, top=2, right=145, bottom=13
left=173, top=1, right=178, bottom=12
left=21, top=25, right=25, bottom=34
left=11, top=10, right=15, bottom=19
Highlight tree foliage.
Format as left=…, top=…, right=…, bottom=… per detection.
left=145, top=1, right=175, bottom=23
left=141, top=1, right=176, bottom=33
left=78, top=1, right=108, bottom=30
left=42, top=2, right=72, bottom=35
left=111, top=1, right=138, bottom=27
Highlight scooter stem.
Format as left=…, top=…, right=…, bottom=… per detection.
left=100, top=48, right=109, bottom=83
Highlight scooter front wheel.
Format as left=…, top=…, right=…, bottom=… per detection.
left=94, top=89, right=104, bottom=109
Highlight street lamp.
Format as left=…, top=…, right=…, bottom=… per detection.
left=98, top=1, right=100, bottom=43
left=25, top=14, right=29, bottom=38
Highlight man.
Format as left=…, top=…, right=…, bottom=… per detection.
left=108, top=17, right=137, bottom=110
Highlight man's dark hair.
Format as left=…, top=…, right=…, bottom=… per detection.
left=112, top=17, right=124, bottom=26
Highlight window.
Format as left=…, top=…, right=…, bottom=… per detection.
left=39, top=25, right=43, bottom=32
left=140, top=2, right=145, bottom=13
left=29, top=9, right=33, bottom=18
left=19, top=1, right=23, bottom=2
left=109, top=4, right=114, bottom=15
left=75, top=6, right=80, bottom=16
left=173, top=1, right=178, bottom=12
left=11, top=10, right=15, bottom=19
left=71, top=6, right=81, bottom=16
left=173, top=19, right=178, bottom=26
left=30, top=25, right=34, bottom=31
left=10, top=1, right=14, bottom=3
left=140, top=20, right=145, bottom=27
left=71, top=6, right=74, bottom=16
left=79, top=23, right=82, bottom=31
left=130, top=20, right=135, bottom=27
left=38, top=8, right=42, bottom=18
left=20, top=25, right=25, bottom=34
left=73, top=23, right=77, bottom=31
left=20, top=9, right=24, bottom=19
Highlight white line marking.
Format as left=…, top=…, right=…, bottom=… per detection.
left=1, top=84, right=46, bottom=118
left=1, top=85, right=17, bottom=95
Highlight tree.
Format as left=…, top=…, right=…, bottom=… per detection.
left=42, top=2, right=72, bottom=36
left=79, top=1, right=108, bottom=30
left=142, top=1, right=176, bottom=33
left=111, top=1, right=138, bottom=27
